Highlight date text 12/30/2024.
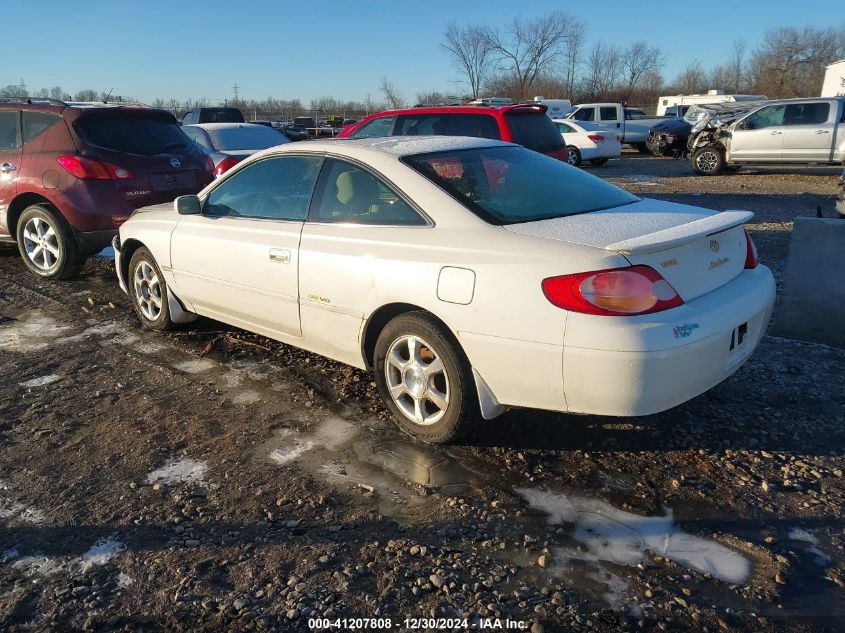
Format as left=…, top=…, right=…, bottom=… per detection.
left=309, top=617, right=531, bottom=630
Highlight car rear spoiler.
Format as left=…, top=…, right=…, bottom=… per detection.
left=605, top=210, right=754, bottom=255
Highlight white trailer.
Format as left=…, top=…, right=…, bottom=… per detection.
left=821, top=60, right=845, bottom=97
left=656, top=90, right=767, bottom=116
left=533, top=96, right=572, bottom=118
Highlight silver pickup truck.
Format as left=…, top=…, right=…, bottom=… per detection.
left=565, top=103, right=667, bottom=151
left=688, top=97, right=845, bottom=175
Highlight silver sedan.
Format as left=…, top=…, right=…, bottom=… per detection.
left=181, top=122, right=290, bottom=177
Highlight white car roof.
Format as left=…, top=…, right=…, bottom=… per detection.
left=282, top=135, right=512, bottom=158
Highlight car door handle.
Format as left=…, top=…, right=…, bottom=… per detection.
left=0, top=163, right=16, bottom=173
left=815, top=129, right=830, bottom=134
left=269, top=248, right=291, bottom=263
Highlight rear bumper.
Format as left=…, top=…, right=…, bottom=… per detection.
left=76, top=229, right=118, bottom=255
left=562, top=265, right=776, bottom=416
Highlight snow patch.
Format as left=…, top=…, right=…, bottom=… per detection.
left=174, top=359, right=216, bottom=374
left=788, top=527, right=831, bottom=565
left=19, top=374, right=62, bottom=388
left=0, top=481, right=46, bottom=524
left=117, top=572, right=134, bottom=588
left=233, top=390, right=261, bottom=405
left=11, top=555, right=63, bottom=576
left=517, top=487, right=752, bottom=585
left=0, top=314, right=72, bottom=352
left=270, top=439, right=316, bottom=465
left=58, top=322, right=123, bottom=343
left=146, top=458, right=208, bottom=486
left=78, top=537, right=124, bottom=572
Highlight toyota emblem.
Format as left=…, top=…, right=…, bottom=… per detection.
left=709, top=239, right=720, bottom=253
left=170, top=158, right=181, bottom=168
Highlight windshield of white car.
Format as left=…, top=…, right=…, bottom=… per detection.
left=208, top=125, right=289, bottom=151
left=403, top=146, right=639, bottom=225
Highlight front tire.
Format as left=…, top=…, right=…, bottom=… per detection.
left=128, top=247, right=174, bottom=331
left=692, top=146, right=724, bottom=175
left=16, top=204, right=83, bottom=280
left=566, top=146, right=582, bottom=166
left=374, top=312, right=478, bottom=443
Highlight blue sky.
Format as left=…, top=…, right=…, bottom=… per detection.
left=2, top=0, right=840, bottom=104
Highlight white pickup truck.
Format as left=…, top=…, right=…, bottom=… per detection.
left=565, top=103, right=667, bottom=151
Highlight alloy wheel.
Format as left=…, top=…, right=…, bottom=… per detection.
left=133, top=260, right=163, bottom=321
left=21, top=217, right=60, bottom=271
left=384, top=335, right=450, bottom=426
left=696, top=151, right=719, bottom=174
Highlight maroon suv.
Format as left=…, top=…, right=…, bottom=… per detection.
left=336, top=103, right=568, bottom=163
left=0, top=98, right=213, bottom=279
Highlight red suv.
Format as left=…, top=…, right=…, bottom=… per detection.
left=336, top=103, right=568, bottom=163
left=0, top=98, right=213, bottom=279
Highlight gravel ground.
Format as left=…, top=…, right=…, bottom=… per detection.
left=1, top=153, right=844, bottom=632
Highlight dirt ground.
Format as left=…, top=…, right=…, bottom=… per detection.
left=1, top=153, right=844, bottom=632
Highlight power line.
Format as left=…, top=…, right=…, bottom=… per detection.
left=232, top=82, right=240, bottom=101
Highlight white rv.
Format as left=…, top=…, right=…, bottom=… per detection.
left=533, top=97, right=573, bottom=119
left=821, top=60, right=845, bottom=97
left=656, top=91, right=767, bottom=116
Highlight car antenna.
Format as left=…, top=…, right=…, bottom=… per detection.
left=103, top=88, right=113, bottom=104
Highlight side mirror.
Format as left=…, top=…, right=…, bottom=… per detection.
left=175, top=195, right=202, bottom=215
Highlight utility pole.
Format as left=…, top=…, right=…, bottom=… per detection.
left=232, top=82, right=240, bottom=102
left=19, top=78, right=28, bottom=97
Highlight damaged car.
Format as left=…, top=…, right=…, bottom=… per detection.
left=688, top=97, right=845, bottom=175
left=646, top=117, right=692, bottom=157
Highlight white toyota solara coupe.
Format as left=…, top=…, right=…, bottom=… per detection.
left=113, top=136, right=775, bottom=443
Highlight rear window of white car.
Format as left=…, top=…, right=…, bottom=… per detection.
left=208, top=125, right=289, bottom=151
left=403, top=146, right=638, bottom=225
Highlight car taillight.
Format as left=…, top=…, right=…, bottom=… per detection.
left=744, top=227, right=758, bottom=269
left=587, top=134, right=604, bottom=142
left=215, top=156, right=238, bottom=177
left=542, top=265, right=683, bottom=316
left=57, top=156, right=135, bottom=180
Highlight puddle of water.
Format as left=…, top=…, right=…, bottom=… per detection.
left=173, top=359, right=216, bottom=374
left=146, top=458, right=208, bottom=486
left=19, top=374, right=62, bottom=388
left=517, top=487, right=752, bottom=585
left=0, top=313, right=72, bottom=352
left=260, top=415, right=478, bottom=519
left=788, top=527, right=831, bottom=565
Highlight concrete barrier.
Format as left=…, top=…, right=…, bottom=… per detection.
left=772, top=216, right=845, bottom=348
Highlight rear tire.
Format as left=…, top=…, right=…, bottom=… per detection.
left=16, top=204, right=84, bottom=280
left=691, top=146, right=724, bottom=175
left=589, top=157, right=609, bottom=166
left=128, top=247, right=175, bottom=331
left=566, top=146, right=582, bottom=166
left=374, top=312, right=478, bottom=444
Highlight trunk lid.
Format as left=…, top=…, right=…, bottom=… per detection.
left=505, top=199, right=751, bottom=302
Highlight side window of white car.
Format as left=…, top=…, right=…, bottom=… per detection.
left=309, top=159, right=427, bottom=226
left=204, top=155, right=323, bottom=221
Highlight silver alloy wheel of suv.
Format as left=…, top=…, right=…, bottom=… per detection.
left=21, top=216, right=60, bottom=271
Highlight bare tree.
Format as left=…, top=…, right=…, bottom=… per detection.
left=583, top=41, right=622, bottom=100
left=483, top=11, right=577, bottom=99
left=672, top=60, right=708, bottom=94
left=73, top=89, right=98, bottom=102
left=415, top=90, right=449, bottom=106
left=561, top=17, right=587, bottom=98
left=378, top=76, right=403, bottom=109
left=727, top=40, right=747, bottom=93
left=442, top=23, right=493, bottom=100
left=749, top=26, right=844, bottom=98
left=621, top=41, right=665, bottom=97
